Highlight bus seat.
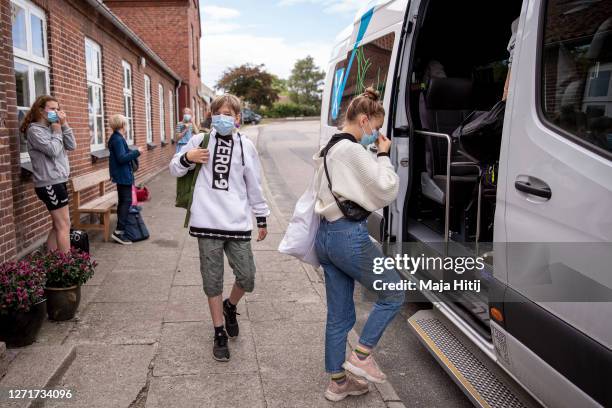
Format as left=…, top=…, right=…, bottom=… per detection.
left=421, top=77, right=479, bottom=205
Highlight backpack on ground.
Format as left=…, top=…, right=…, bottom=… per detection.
left=124, top=206, right=150, bottom=242
left=70, top=229, right=90, bottom=253
left=175, top=133, right=210, bottom=227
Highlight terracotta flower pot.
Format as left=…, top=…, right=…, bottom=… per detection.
left=0, top=299, right=47, bottom=347
left=44, top=285, right=81, bottom=321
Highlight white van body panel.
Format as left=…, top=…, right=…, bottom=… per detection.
left=499, top=0, right=612, bottom=349
left=493, top=322, right=600, bottom=408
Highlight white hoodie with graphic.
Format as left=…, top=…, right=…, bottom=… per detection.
left=169, top=129, right=270, bottom=240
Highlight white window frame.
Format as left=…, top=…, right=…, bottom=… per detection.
left=122, top=60, right=134, bottom=145
left=144, top=75, right=153, bottom=143
left=11, top=0, right=47, bottom=66
left=168, top=90, right=175, bottom=140
left=158, top=83, right=166, bottom=142
left=11, top=0, right=49, bottom=163
left=85, top=38, right=105, bottom=151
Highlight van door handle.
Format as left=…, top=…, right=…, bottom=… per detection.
left=514, top=180, right=552, bottom=199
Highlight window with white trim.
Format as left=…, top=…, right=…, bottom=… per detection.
left=144, top=75, right=153, bottom=143
left=122, top=60, right=134, bottom=145
left=11, top=0, right=49, bottom=163
left=85, top=38, right=104, bottom=151
left=158, top=83, right=166, bottom=142
left=168, top=90, right=175, bottom=140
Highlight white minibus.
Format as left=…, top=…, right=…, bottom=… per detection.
left=320, top=1, right=612, bottom=407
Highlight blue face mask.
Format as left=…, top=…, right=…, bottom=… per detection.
left=47, top=111, right=59, bottom=123
left=360, top=119, right=379, bottom=146
left=183, top=114, right=191, bottom=122
left=212, top=114, right=235, bottom=135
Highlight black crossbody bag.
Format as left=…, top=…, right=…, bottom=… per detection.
left=321, top=136, right=370, bottom=222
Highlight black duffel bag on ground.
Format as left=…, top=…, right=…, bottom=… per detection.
left=124, top=207, right=150, bottom=242
left=453, top=100, right=506, bottom=163
left=70, top=229, right=90, bottom=253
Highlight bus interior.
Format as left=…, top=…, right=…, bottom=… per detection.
left=401, top=0, right=523, bottom=338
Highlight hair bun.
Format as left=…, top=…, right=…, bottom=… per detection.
left=362, top=87, right=380, bottom=101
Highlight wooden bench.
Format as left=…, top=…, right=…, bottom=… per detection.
left=71, top=169, right=117, bottom=242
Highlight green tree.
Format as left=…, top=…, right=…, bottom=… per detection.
left=272, top=75, right=288, bottom=96
left=287, top=56, right=325, bottom=107
left=216, top=63, right=279, bottom=108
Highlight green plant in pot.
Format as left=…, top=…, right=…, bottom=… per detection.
left=0, top=260, right=47, bottom=347
left=32, top=249, right=96, bottom=321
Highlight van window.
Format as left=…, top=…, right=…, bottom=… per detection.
left=328, top=32, right=395, bottom=127
left=540, top=0, right=612, bottom=156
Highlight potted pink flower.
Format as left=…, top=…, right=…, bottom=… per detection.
left=0, top=260, right=46, bottom=347
left=31, top=249, right=96, bottom=321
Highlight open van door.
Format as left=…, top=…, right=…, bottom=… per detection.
left=495, top=1, right=612, bottom=407
left=319, top=0, right=412, bottom=243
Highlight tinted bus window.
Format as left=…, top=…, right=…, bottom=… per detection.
left=328, top=32, right=395, bottom=127
left=541, top=0, right=612, bottom=156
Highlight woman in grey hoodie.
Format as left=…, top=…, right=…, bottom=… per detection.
left=21, top=95, right=76, bottom=253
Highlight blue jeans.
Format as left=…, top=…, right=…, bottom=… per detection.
left=315, top=217, right=405, bottom=374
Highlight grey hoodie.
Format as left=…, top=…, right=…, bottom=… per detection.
left=26, top=122, right=76, bottom=187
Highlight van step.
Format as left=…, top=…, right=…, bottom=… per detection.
left=408, top=309, right=540, bottom=408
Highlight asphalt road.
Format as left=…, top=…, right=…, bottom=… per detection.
left=256, top=120, right=472, bottom=408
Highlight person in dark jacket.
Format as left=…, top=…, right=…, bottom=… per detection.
left=108, top=114, right=143, bottom=245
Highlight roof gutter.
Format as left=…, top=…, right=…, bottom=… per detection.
left=84, top=0, right=182, bottom=83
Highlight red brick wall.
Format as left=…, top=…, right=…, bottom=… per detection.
left=0, top=0, right=18, bottom=263
left=105, top=0, right=202, bottom=113
left=1, top=0, right=180, bottom=259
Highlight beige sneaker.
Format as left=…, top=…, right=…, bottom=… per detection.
left=324, top=373, right=369, bottom=402
left=342, top=351, right=387, bottom=383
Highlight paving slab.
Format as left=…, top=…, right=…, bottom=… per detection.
left=68, top=302, right=165, bottom=345
left=93, top=270, right=173, bottom=303
left=113, top=250, right=180, bottom=271
left=254, top=251, right=303, bottom=272
left=34, top=319, right=74, bottom=346
left=251, top=320, right=325, bottom=347
left=154, top=320, right=257, bottom=377
left=145, top=373, right=264, bottom=408
left=0, top=345, right=75, bottom=408
left=164, top=286, right=208, bottom=322
left=46, top=344, right=154, bottom=408
left=83, top=256, right=118, bottom=286
left=246, top=300, right=326, bottom=323
left=245, top=279, right=320, bottom=303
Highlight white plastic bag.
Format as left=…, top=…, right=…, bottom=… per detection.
left=278, top=175, right=321, bottom=267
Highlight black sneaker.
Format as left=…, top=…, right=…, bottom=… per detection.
left=213, top=330, right=230, bottom=362
left=111, top=231, right=132, bottom=245
left=223, top=299, right=240, bottom=338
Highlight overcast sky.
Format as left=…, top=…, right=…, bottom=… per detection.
left=199, top=0, right=370, bottom=88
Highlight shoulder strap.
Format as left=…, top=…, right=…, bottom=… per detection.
left=183, top=133, right=210, bottom=228
left=322, top=145, right=347, bottom=211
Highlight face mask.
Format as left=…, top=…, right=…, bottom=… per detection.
left=47, top=111, right=59, bottom=123
left=212, top=114, right=235, bottom=135
left=183, top=114, right=191, bottom=122
left=360, top=118, right=379, bottom=146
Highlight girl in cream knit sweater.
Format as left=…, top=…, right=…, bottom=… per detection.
left=314, top=88, right=405, bottom=402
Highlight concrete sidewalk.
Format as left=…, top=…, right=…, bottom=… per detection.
left=0, top=130, right=398, bottom=407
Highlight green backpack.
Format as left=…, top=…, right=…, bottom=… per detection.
left=175, top=133, right=210, bottom=227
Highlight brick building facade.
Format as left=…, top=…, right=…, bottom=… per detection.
left=104, top=0, right=207, bottom=124
left=0, top=0, right=198, bottom=262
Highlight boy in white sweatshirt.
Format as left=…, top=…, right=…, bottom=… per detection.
left=169, top=94, right=269, bottom=361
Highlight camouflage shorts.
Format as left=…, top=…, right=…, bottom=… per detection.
left=197, top=238, right=256, bottom=297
